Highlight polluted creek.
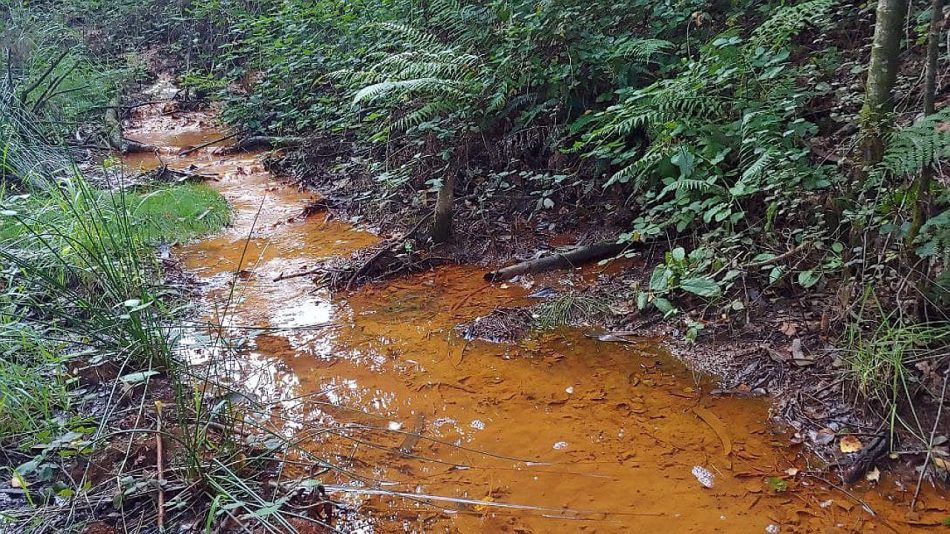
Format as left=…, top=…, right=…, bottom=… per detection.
left=123, top=107, right=945, bottom=533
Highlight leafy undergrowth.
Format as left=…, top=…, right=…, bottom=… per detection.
left=0, top=168, right=240, bottom=528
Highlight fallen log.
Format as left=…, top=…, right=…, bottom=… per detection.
left=484, top=240, right=626, bottom=282
left=220, top=135, right=304, bottom=154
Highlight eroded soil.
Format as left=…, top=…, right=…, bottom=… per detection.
left=124, top=106, right=950, bottom=533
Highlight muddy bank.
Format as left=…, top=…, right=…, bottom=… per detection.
left=118, top=103, right=950, bottom=532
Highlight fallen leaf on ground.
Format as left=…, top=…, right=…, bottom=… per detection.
left=865, top=467, right=880, bottom=482
left=839, top=435, right=864, bottom=453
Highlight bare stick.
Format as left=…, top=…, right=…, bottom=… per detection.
left=485, top=240, right=626, bottom=282
left=744, top=241, right=812, bottom=269
left=912, top=368, right=949, bottom=510
left=178, top=128, right=247, bottom=156
left=155, top=400, right=165, bottom=532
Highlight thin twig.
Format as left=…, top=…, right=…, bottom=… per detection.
left=744, top=241, right=812, bottom=269
left=155, top=400, right=165, bottom=532
left=912, top=368, right=949, bottom=510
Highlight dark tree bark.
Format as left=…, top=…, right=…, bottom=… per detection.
left=431, top=171, right=456, bottom=244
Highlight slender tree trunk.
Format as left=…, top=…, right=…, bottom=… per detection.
left=906, top=0, right=944, bottom=247
left=841, top=0, right=908, bottom=292
left=859, top=0, right=909, bottom=169
left=432, top=171, right=456, bottom=244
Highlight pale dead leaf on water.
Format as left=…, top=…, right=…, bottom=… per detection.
left=865, top=467, right=880, bottom=482
left=839, top=435, right=864, bottom=453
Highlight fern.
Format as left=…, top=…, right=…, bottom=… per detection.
left=750, top=0, right=838, bottom=49
left=876, top=108, right=950, bottom=179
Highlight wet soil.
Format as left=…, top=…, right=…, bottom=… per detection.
left=124, top=107, right=950, bottom=533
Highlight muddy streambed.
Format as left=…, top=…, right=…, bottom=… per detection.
left=124, top=108, right=948, bottom=533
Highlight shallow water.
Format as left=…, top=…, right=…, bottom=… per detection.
left=125, top=107, right=948, bottom=533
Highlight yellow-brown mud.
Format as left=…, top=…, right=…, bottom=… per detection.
left=125, top=108, right=949, bottom=533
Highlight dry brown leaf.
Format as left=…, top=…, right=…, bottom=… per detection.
left=693, top=406, right=733, bottom=458
left=933, top=457, right=950, bottom=472
left=839, top=435, right=864, bottom=453
left=779, top=321, right=798, bottom=337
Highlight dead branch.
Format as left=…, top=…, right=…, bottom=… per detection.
left=178, top=129, right=248, bottom=156
left=744, top=241, right=812, bottom=269
left=220, top=135, right=304, bottom=154
left=484, top=240, right=626, bottom=282
left=345, top=213, right=433, bottom=290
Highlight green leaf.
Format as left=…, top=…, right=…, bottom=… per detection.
left=797, top=270, right=820, bottom=288
left=670, top=247, right=686, bottom=262
left=653, top=297, right=677, bottom=316
left=636, top=291, right=649, bottom=310
left=766, top=476, right=788, bottom=493
left=649, top=266, right=670, bottom=292
left=119, top=371, right=159, bottom=386
left=680, top=277, right=722, bottom=298
left=769, top=266, right=785, bottom=284
left=671, top=147, right=696, bottom=178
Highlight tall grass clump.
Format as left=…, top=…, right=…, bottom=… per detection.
left=843, top=290, right=950, bottom=446
left=0, top=143, right=228, bottom=452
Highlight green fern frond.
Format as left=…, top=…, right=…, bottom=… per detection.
left=750, top=0, right=837, bottom=49
left=352, top=78, right=472, bottom=104
left=876, top=108, right=950, bottom=178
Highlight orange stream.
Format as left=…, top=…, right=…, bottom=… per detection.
left=124, top=108, right=948, bottom=533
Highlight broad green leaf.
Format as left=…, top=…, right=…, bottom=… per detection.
left=654, top=297, right=677, bottom=316
left=680, top=277, right=722, bottom=298
left=769, top=266, right=785, bottom=284
left=797, top=270, right=820, bottom=288
left=649, top=266, right=670, bottom=292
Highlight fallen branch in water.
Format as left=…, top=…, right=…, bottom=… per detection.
left=345, top=212, right=432, bottom=290
left=154, top=164, right=218, bottom=183
left=177, top=129, right=248, bottom=156
left=273, top=268, right=328, bottom=282
left=220, top=135, right=304, bottom=154
left=485, top=240, right=626, bottom=282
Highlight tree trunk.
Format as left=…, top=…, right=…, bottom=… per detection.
left=432, top=172, right=456, bottom=244
left=906, top=0, right=944, bottom=247
left=859, top=0, right=908, bottom=169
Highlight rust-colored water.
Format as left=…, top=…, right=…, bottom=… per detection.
left=125, top=108, right=948, bottom=533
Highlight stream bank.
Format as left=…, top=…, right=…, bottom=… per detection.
left=118, top=98, right=950, bottom=532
